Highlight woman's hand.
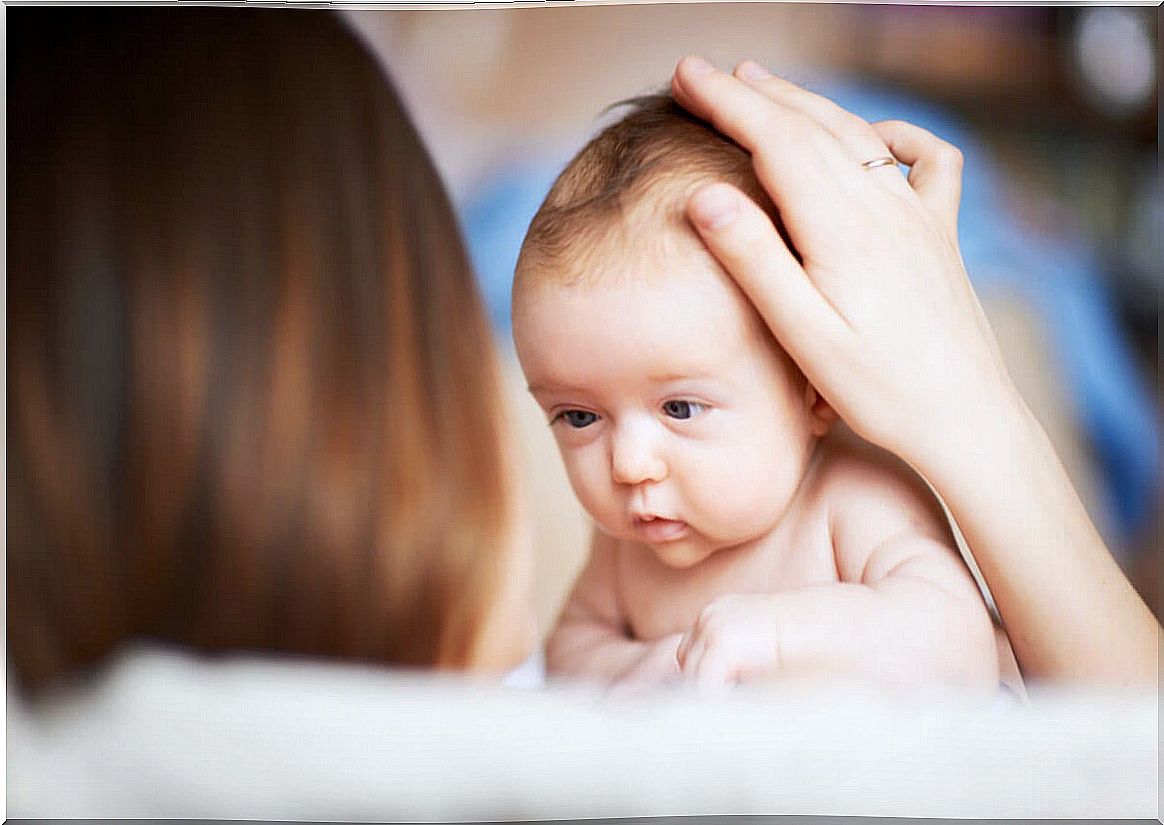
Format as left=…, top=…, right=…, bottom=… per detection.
left=670, top=57, right=1161, bottom=686
left=670, top=57, right=1022, bottom=476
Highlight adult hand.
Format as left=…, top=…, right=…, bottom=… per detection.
left=670, top=57, right=1161, bottom=687
left=671, top=57, right=1022, bottom=477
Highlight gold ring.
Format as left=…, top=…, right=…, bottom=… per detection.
left=861, top=156, right=897, bottom=170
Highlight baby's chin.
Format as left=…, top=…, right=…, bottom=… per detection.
left=648, top=540, right=718, bottom=570
left=593, top=519, right=718, bottom=569
left=630, top=530, right=727, bottom=570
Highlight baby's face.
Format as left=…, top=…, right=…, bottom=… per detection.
left=514, top=234, right=820, bottom=569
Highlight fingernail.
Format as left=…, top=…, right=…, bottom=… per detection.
left=684, top=56, right=715, bottom=76
left=739, top=60, right=771, bottom=81
left=689, top=183, right=740, bottom=231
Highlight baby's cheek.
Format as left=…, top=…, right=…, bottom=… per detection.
left=699, top=447, right=794, bottom=529
left=562, top=451, right=618, bottom=526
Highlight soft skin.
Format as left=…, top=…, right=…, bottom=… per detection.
left=514, top=230, right=1000, bottom=693
left=515, top=234, right=827, bottom=572
left=670, top=57, right=1160, bottom=687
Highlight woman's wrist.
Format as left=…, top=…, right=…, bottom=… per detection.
left=906, top=371, right=1034, bottom=493
left=905, top=380, right=1160, bottom=684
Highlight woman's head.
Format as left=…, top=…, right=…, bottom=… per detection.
left=8, top=9, right=529, bottom=694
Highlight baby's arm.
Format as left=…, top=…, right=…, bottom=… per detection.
left=679, top=453, right=999, bottom=691
left=547, top=530, right=682, bottom=689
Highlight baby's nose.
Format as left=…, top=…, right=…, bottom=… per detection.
left=610, top=423, right=667, bottom=486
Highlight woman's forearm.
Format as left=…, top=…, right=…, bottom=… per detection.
left=917, top=393, right=1160, bottom=686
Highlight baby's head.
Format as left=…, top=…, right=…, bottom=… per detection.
left=513, top=94, right=835, bottom=569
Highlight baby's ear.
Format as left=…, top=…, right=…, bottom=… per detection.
left=804, top=383, right=838, bottom=437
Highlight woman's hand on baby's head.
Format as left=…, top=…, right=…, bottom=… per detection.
left=677, top=594, right=782, bottom=694
left=669, top=59, right=1163, bottom=689
left=670, top=58, right=1021, bottom=475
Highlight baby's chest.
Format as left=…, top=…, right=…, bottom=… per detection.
left=617, top=537, right=839, bottom=643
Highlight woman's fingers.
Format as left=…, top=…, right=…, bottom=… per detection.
left=686, top=182, right=849, bottom=363
left=872, top=119, right=964, bottom=234
left=674, top=54, right=983, bottom=467
left=731, top=61, right=910, bottom=193
left=672, top=57, right=853, bottom=215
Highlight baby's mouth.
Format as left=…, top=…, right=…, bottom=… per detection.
left=632, top=515, right=689, bottom=543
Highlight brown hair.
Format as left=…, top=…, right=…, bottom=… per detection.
left=8, top=10, right=515, bottom=694
left=515, top=93, right=784, bottom=287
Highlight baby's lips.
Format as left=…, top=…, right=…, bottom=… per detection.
left=632, top=515, right=689, bottom=543
left=630, top=509, right=676, bottom=523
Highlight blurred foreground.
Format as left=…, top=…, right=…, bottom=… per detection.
left=9, top=643, right=1157, bottom=819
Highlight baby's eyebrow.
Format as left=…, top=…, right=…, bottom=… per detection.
left=527, top=371, right=719, bottom=395
left=647, top=370, right=715, bottom=384
left=526, top=380, right=587, bottom=395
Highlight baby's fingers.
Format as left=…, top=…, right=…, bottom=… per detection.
left=687, top=182, right=850, bottom=364
left=676, top=637, right=688, bottom=668
left=684, top=648, right=735, bottom=696
left=678, top=627, right=735, bottom=695
left=872, top=119, right=963, bottom=236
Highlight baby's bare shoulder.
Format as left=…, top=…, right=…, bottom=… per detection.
left=813, top=430, right=943, bottom=518
left=810, top=430, right=954, bottom=573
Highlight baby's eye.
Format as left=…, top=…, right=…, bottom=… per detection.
left=554, top=409, right=599, bottom=429
left=662, top=400, right=706, bottom=420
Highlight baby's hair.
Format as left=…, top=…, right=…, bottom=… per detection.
left=516, top=92, right=783, bottom=287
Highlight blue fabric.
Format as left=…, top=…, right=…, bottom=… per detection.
left=456, top=80, right=1158, bottom=543
left=459, top=168, right=565, bottom=338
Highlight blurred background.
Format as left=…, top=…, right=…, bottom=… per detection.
left=345, top=4, right=1160, bottom=635
left=7, top=12, right=1159, bottom=817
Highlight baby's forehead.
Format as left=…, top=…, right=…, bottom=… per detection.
left=514, top=176, right=776, bottom=342
left=552, top=188, right=718, bottom=283
left=522, top=229, right=766, bottom=338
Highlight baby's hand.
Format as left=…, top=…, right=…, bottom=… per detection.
left=677, top=594, right=781, bottom=693
left=609, top=633, right=685, bottom=697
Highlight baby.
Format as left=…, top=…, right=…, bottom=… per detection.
left=512, top=94, right=1002, bottom=693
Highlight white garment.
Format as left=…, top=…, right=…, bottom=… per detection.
left=7, top=645, right=1158, bottom=820
left=502, top=646, right=546, bottom=689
